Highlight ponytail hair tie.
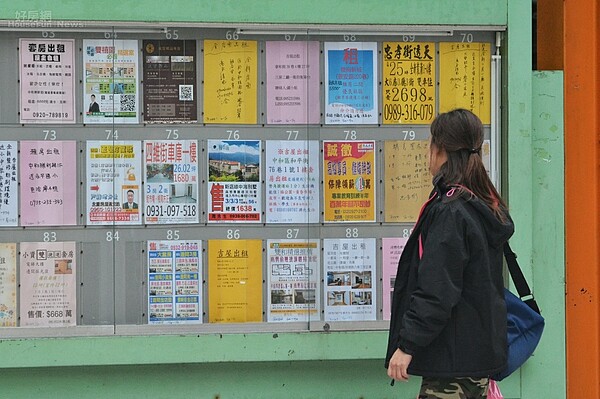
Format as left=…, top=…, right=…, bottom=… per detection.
left=469, top=147, right=481, bottom=154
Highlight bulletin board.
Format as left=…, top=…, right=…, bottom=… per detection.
left=0, top=23, right=502, bottom=336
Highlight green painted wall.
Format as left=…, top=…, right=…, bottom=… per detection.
left=1, top=0, right=507, bottom=25
left=2, top=360, right=401, bottom=399
left=1, top=332, right=389, bottom=367
left=528, top=70, right=566, bottom=398
left=0, top=1, right=565, bottom=398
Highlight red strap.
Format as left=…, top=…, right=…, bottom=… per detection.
left=416, top=192, right=437, bottom=260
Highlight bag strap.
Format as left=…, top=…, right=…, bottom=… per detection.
left=503, top=243, right=542, bottom=314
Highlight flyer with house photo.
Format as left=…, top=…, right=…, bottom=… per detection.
left=267, top=239, right=320, bottom=322
left=207, top=140, right=261, bottom=223
left=324, top=238, right=376, bottom=321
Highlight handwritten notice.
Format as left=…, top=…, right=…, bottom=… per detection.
left=265, top=140, right=320, bottom=224
left=384, top=140, right=431, bottom=223
left=20, top=141, right=77, bottom=226
left=482, top=139, right=491, bottom=176
left=0, top=142, right=18, bottom=226
left=382, top=42, right=435, bottom=125
left=203, top=40, right=257, bottom=124
left=208, top=239, right=262, bottom=323
left=439, top=42, right=491, bottom=124
left=265, top=41, right=320, bottom=124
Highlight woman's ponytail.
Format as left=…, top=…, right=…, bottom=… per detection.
left=430, top=109, right=507, bottom=220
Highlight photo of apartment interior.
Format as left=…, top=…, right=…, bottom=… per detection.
left=327, top=272, right=350, bottom=286
left=272, top=289, right=316, bottom=305
left=293, top=289, right=316, bottom=304
left=327, top=291, right=349, bottom=306
left=169, top=183, right=197, bottom=203
left=271, top=290, right=293, bottom=304
left=350, top=271, right=371, bottom=289
left=351, top=291, right=372, bottom=306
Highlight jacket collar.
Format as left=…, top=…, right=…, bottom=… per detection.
left=432, top=173, right=451, bottom=197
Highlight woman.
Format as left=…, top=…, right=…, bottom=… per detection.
left=386, top=109, right=514, bottom=398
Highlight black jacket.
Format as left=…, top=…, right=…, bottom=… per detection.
left=385, top=177, right=514, bottom=377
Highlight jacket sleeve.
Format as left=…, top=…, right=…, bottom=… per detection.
left=398, top=206, right=469, bottom=353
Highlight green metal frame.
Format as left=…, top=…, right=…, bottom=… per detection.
left=0, top=1, right=565, bottom=398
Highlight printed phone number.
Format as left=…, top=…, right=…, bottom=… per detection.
left=146, top=204, right=197, bottom=217
left=32, top=112, right=70, bottom=118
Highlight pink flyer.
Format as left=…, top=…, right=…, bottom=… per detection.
left=265, top=41, right=320, bottom=124
left=382, top=237, right=408, bottom=320
left=20, top=141, right=77, bottom=226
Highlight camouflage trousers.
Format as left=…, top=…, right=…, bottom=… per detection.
left=418, top=377, right=489, bottom=399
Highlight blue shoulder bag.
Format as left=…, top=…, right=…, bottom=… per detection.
left=492, top=243, right=545, bottom=381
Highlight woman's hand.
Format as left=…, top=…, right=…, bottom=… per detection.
left=387, top=348, right=413, bottom=382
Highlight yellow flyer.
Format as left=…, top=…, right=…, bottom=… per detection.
left=382, top=42, right=435, bottom=124
left=439, top=42, right=491, bottom=124
left=208, top=239, right=262, bottom=323
left=203, top=40, right=257, bottom=124
left=384, top=140, right=431, bottom=223
left=323, top=141, right=376, bottom=222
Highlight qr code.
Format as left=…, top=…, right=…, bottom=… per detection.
left=179, top=85, right=194, bottom=101
left=120, top=94, right=136, bottom=112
